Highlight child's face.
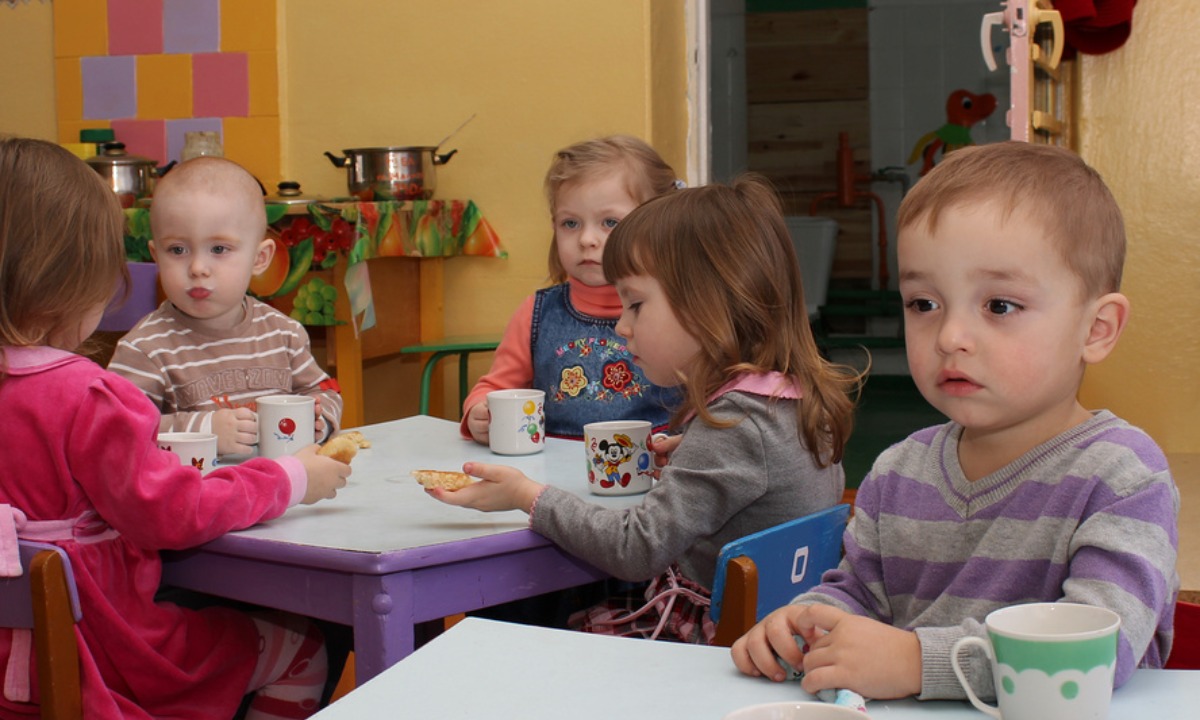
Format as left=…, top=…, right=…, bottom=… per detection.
left=614, top=274, right=699, bottom=387
left=553, top=170, right=640, bottom=287
left=899, top=200, right=1099, bottom=448
left=150, top=187, right=272, bottom=330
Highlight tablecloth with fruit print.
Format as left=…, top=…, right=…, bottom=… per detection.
left=124, top=200, right=506, bottom=330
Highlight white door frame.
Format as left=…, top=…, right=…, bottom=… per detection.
left=686, top=0, right=712, bottom=187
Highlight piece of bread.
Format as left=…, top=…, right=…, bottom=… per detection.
left=341, top=430, right=371, bottom=449
left=318, top=435, right=358, bottom=464
left=411, top=469, right=473, bottom=491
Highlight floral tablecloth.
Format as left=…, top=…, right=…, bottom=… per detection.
left=123, top=200, right=506, bottom=331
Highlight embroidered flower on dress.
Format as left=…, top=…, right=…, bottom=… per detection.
left=560, top=366, right=588, bottom=397
left=602, top=361, right=633, bottom=392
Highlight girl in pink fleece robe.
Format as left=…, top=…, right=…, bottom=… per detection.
left=0, top=138, right=349, bottom=719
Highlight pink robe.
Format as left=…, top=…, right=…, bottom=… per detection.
left=0, top=347, right=305, bottom=719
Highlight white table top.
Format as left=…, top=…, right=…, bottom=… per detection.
left=314, top=617, right=1199, bottom=719
left=223, top=416, right=638, bottom=554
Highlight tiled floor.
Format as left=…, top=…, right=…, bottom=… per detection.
left=1171, top=453, right=1199, bottom=601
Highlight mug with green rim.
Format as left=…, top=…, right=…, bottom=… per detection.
left=952, top=602, right=1120, bottom=720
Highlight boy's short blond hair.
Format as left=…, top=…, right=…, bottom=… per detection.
left=896, top=142, right=1125, bottom=298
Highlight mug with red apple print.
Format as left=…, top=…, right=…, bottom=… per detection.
left=257, top=395, right=315, bottom=458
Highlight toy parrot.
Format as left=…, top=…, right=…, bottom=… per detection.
left=908, top=89, right=998, bottom=176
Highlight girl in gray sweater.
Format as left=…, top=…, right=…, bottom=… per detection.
left=429, top=175, right=860, bottom=643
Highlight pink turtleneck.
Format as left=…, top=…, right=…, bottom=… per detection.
left=459, top=279, right=622, bottom=437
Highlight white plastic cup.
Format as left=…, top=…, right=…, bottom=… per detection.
left=583, top=420, right=653, bottom=496
left=951, top=602, right=1120, bottom=720
left=157, top=432, right=219, bottom=475
left=257, top=395, right=315, bottom=459
left=486, top=389, right=545, bottom=455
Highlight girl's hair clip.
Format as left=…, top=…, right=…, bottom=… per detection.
left=674, top=179, right=687, bottom=190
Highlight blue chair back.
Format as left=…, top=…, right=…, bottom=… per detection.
left=711, top=503, right=850, bottom=623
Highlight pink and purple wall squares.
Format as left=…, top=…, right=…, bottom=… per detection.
left=56, top=0, right=279, bottom=186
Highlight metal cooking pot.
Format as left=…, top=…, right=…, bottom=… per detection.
left=324, top=146, right=457, bottom=201
left=85, top=143, right=175, bottom=208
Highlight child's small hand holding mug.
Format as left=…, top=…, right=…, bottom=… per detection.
left=295, top=444, right=351, bottom=504
left=213, top=407, right=258, bottom=455
left=466, top=400, right=491, bottom=444
left=426, top=462, right=542, bottom=513
left=648, top=432, right=680, bottom=478
left=314, top=397, right=327, bottom=442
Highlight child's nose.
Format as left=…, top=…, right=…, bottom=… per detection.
left=581, top=224, right=604, bottom=248
left=935, top=312, right=973, bottom=354
left=188, top=257, right=209, bottom=276
left=615, top=314, right=632, bottom=340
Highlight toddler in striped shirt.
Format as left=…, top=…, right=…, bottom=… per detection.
left=732, top=142, right=1178, bottom=703
left=110, top=158, right=342, bottom=455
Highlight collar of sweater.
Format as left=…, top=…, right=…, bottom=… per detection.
left=567, top=278, right=622, bottom=318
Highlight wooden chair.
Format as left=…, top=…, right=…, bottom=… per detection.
left=0, top=540, right=83, bottom=720
left=1165, top=600, right=1200, bottom=670
left=710, top=504, right=851, bottom=647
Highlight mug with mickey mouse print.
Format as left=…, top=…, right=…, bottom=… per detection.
left=584, top=420, right=653, bottom=496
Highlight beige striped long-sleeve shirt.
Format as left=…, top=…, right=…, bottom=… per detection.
left=108, top=297, right=343, bottom=439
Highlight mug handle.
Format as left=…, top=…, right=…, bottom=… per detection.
left=951, top=636, right=1002, bottom=719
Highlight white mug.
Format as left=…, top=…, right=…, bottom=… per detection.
left=257, top=395, right=315, bottom=459
left=487, top=389, right=545, bottom=455
left=584, top=420, right=653, bottom=496
left=157, top=432, right=219, bottom=475
left=951, top=602, right=1120, bottom=720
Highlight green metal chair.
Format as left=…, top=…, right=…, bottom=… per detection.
left=399, top=334, right=501, bottom=416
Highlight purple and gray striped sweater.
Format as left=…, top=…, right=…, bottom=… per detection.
left=797, top=410, right=1179, bottom=700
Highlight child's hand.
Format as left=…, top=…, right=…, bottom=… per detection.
left=465, top=401, right=490, bottom=445
left=295, top=444, right=351, bottom=504
left=732, top=604, right=922, bottom=700
left=800, top=605, right=921, bottom=699
left=732, top=604, right=813, bottom=682
left=425, top=461, right=543, bottom=513
left=213, top=407, right=258, bottom=455
left=648, top=432, right=681, bottom=478
left=313, top=397, right=327, bottom=441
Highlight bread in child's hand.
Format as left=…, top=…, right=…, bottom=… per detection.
left=341, top=430, right=371, bottom=449
left=411, top=469, right=473, bottom=491
left=318, top=435, right=358, bottom=464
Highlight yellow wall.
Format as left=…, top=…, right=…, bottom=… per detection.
left=280, top=1, right=688, bottom=420
left=1076, top=0, right=1200, bottom=452
left=0, top=2, right=56, bottom=140
left=11, top=1, right=1191, bottom=450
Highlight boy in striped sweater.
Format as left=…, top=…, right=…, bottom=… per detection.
left=732, top=142, right=1179, bottom=702
left=110, top=158, right=342, bottom=455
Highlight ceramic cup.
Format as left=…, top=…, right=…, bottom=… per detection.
left=721, top=702, right=864, bottom=720
left=584, top=420, right=653, bottom=496
left=952, top=602, right=1120, bottom=720
left=487, top=389, right=545, bottom=455
left=257, top=395, right=315, bottom=459
left=157, top=432, right=219, bottom=475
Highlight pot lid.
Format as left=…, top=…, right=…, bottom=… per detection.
left=265, top=181, right=322, bottom=205
left=341, top=146, right=438, bottom=153
left=86, top=142, right=157, bottom=167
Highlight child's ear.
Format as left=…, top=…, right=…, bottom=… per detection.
left=1082, top=292, right=1130, bottom=364
left=252, top=237, right=276, bottom=275
left=148, top=241, right=158, bottom=262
